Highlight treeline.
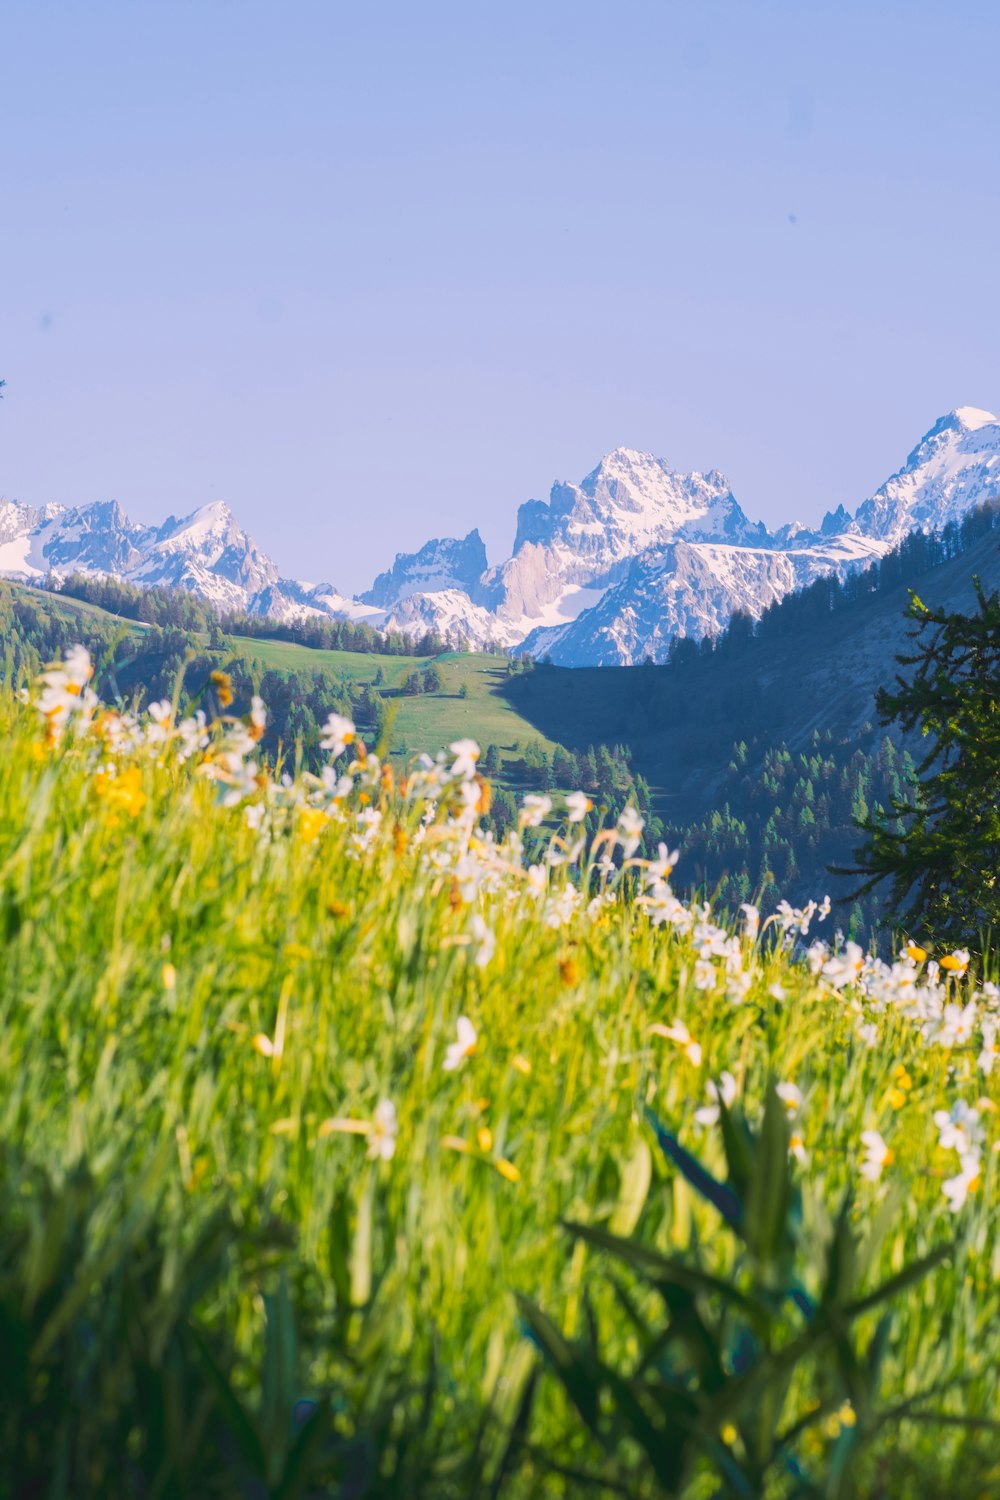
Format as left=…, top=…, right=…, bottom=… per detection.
left=666, top=731, right=915, bottom=942
left=49, top=574, right=460, bottom=658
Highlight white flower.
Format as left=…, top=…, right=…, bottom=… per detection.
left=978, top=1019, right=998, bottom=1076
left=822, top=942, right=865, bottom=990
left=776, top=1081, right=803, bottom=1117
left=646, top=843, right=679, bottom=884
left=519, top=793, right=552, bottom=829
left=145, top=699, right=173, bottom=741
left=368, top=1099, right=398, bottom=1160
left=449, top=738, right=480, bottom=781
left=933, top=1100, right=982, bottom=1156
left=789, top=1131, right=809, bottom=1165
left=470, top=914, right=495, bottom=968
left=650, top=1018, right=702, bottom=1067
left=937, top=1000, right=977, bottom=1049
left=565, top=790, right=592, bottom=823
left=694, top=1070, right=738, bottom=1125
left=943, top=1152, right=982, bottom=1213
left=857, top=1022, right=879, bottom=1048
left=693, top=959, right=716, bottom=991
left=320, top=712, right=356, bottom=757
left=860, top=1129, right=893, bottom=1181
left=617, top=806, right=644, bottom=857
left=739, top=903, right=760, bottom=941
left=443, top=1016, right=477, bottom=1071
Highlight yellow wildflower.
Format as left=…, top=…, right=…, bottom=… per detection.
left=299, top=807, right=326, bottom=843
left=210, top=669, right=233, bottom=708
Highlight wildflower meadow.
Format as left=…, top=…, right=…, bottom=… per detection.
left=2, top=646, right=999, bottom=1498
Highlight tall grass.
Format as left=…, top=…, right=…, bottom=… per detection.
left=1, top=650, right=998, bottom=1496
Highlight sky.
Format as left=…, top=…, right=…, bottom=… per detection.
left=2, top=0, right=999, bottom=594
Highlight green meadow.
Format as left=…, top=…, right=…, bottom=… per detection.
left=1, top=647, right=998, bottom=1498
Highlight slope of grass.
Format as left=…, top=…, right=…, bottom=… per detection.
left=227, top=636, right=556, bottom=759
left=1, top=651, right=999, bottom=1496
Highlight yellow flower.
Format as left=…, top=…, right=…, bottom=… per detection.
left=211, top=669, right=234, bottom=709
left=888, top=1087, right=907, bottom=1111
left=94, top=766, right=147, bottom=820
left=906, top=943, right=927, bottom=963
left=162, top=963, right=177, bottom=992
left=940, top=951, right=970, bottom=975
left=299, top=807, right=326, bottom=843
left=559, top=955, right=579, bottom=986
left=477, top=1126, right=493, bottom=1152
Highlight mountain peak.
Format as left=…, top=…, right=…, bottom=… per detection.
left=951, top=405, right=998, bottom=431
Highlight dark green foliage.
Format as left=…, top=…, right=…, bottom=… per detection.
left=670, top=732, right=911, bottom=943
left=0, top=1153, right=532, bottom=1500
left=850, top=577, right=1000, bottom=951
left=520, top=1086, right=975, bottom=1499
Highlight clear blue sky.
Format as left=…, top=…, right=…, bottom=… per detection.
left=2, top=0, right=998, bottom=592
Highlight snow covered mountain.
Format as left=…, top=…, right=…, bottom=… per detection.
left=2, top=407, right=998, bottom=663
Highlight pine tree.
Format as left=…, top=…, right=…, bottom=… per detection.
left=849, top=578, right=1000, bottom=950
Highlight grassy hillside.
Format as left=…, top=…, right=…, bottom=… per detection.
left=2, top=647, right=998, bottom=1497
left=5, top=581, right=557, bottom=767
left=226, top=634, right=557, bottom=760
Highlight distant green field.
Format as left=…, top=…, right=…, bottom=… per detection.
left=225, top=638, right=559, bottom=761
left=6, top=586, right=557, bottom=764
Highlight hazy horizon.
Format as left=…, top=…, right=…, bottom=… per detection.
left=3, top=0, right=999, bottom=592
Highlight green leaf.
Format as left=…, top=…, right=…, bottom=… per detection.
left=609, top=1137, right=652, bottom=1237
left=645, top=1108, right=743, bottom=1226
left=843, top=1243, right=951, bottom=1320
left=743, top=1083, right=791, bottom=1265
left=564, top=1222, right=770, bottom=1332
left=516, top=1295, right=600, bottom=1433
left=188, top=1322, right=267, bottom=1477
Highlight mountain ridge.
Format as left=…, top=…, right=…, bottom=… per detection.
left=2, top=406, right=998, bottom=665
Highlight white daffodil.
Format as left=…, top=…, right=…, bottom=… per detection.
left=449, top=738, right=480, bottom=781
left=776, top=1081, right=803, bottom=1117
left=693, top=959, right=716, bottom=991
left=739, top=903, right=760, bottom=941
left=470, top=914, right=495, bottom=968
left=443, top=1016, right=477, bottom=1071
left=565, top=790, right=592, bottom=823
left=646, top=843, right=680, bottom=884
left=860, top=1129, right=893, bottom=1182
left=650, top=1019, right=702, bottom=1067
left=943, top=1152, right=982, bottom=1212
left=320, top=712, right=356, bottom=757
left=368, top=1099, right=399, bottom=1161
left=937, top=1001, right=977, bottom=1049
left=933, top=1100, right=982, bottom=1156
left=519, top=793, right=552, bottom=829
left=617, top=806, right=644, bottom=857
left=694, top=1071, right=738, bottom=1125
left=822, top=942, right=865, bottom=990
